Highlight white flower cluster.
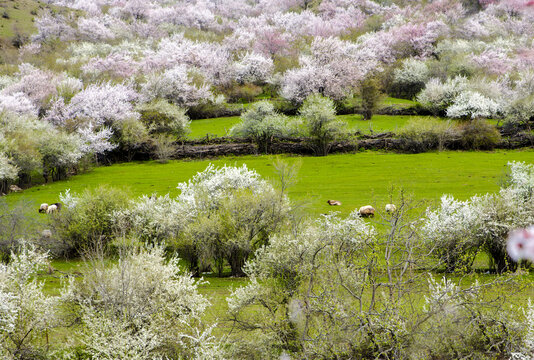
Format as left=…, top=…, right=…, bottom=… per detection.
left=177, top=163, right=271, bottom=208
left=62, top=245, right=218, bottom=360
left=0, top=243, right=57, bottom=357
left=423, top=161, right=534, bottom=270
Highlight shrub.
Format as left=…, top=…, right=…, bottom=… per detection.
left=398, top=118, right=459, bottom=152
left=51, top=186, right=130, bottom=256
left=423, top=162, right=534, bottom=273
left=446, top=91, right=500, bottom=120
left=299, top=94, right=348, bottom=156
left=115, top=117, right=150, bottom=161
left=506, top=95, right=534, bottom=130
left=0, top=243, right=57, bottom=359
left=417, top=76, right=468, bottom=116
left=360, top=75, right=382, bottom=120
left=152, top=134, right=176, bottom=163
left=226, top=83, right=263, bottom=103
left=0, top=200, right=38, bottom=262
left=61, top=245, right=221, bottom=360
left=458, top=119, right=501, bottom=150
left=391, top=58, right=430, bottom=99
left=137, top=100, right=191, bottom=139
left=231, top=101, right=291, bottom=153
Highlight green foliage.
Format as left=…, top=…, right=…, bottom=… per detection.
left=115, top=117, right=149, bottom=161
left=360, top=75, right=383, bottom=120
left=137, top=100, right=191, bottom=139
left=398, top=117, right=459, bottom=152
left=226, top=83, right=263, bottom=103
left=151, top=134, right=176, bottom=163
left=51, top=185, right=130, bottom=256
left=231, top=101, right=291, bottom=153
left=458, top=119, right=501, bottom=150
left=299, top=94, right=348, bottom=156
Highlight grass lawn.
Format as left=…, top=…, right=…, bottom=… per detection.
left=6, top=150, right=534, bottom=217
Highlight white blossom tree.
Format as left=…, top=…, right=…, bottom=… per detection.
left=0, top=243, right=58, bottom=359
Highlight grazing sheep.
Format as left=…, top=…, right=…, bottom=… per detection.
left=46, top=204, right=58, bottom=214
left=385, top=204, right=397, bottom=213
left=9, top=185, right=22, bottom=192
left=39, top=203, right=49, bottom=213
left=41, top=229, right=52, bottom=238
left=327, top=200, right=342, bottom=206
left=359, top=205, right=375, bottom=217
left=51, top=202, right=62, bottom=211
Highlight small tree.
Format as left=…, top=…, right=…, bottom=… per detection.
left=52, top=186, right=130, bottom=257
left=137, top=100, right=191, bottom=139
left=360, top=75, right=382, bottom=121
left=300, top=94, right=348, bottom=156
left=152, top=134, right=176, bottom=163
left=0, top=243, right=58, bottom=359
left=231, top=101, right=290, bottom=153
left=62, top=245, right=221, bottom=359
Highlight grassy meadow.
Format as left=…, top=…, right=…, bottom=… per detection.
left=7, top=149, right=534, bottom=218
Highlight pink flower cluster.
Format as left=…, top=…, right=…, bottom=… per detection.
left=507, top=226, right=534, bottom=262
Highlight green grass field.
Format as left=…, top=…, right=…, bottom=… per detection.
left=6, top=150, right=534, bottom=217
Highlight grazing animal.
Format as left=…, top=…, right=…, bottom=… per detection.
left=9, top=185, right=22, bottom=192
left=46, top=204, right=58, bottom=214
left=41, top=229, right=52, bottom=238
left=385, top=204, right=397, bottom=213
left=39, top=203, right=49, bottom=213
left=327, top=200, right=342, bottom=206
left=51, top=202, right=62, bottom=211
left=359, top=205, right=375, bottom=217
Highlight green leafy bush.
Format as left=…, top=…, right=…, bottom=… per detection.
left=51, top=186, right=130, bottom=256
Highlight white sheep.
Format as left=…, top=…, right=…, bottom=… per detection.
left=359, top=205, right=375, bottom=217
left=385, top=204, right=397, bottom=213
left=46, top=204, right=58, bottom=214
left=39, top=203, right=49, bottom=213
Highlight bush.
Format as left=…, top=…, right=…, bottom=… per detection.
left=61, top=245, right=221, bottom=360
left=0, top=243, right=57, bottom=359
left=231, top=101, right=291, bottom=153
left=137, top=100, right=190, bottom=139
left=226, top=83, right=263, bottom=103
left=152, top=134, right=176, bottom=163
left=51, top=186, right=130, bottom=257
left=398, top=118, right=459, bottom=152
left=391, top=58, right=430, bottom=99
left=0, top=200, right=40, bottom=262
left=299, top=94, right=348, bottom=156
left=423, top=162, right=534, bottom=273
left=417, top=76, right=468, bottom=116
left=360, top=75, right=382, bottom=120
left=458, top=119, right=501, bottom=150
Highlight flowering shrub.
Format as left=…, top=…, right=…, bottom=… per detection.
left=0, top=243, right=58, bottom=359
left=446, top=90, right=501, bottom=119
left=234, top=52, right=274, bottom=85
left=141, top=65, right=212, bottom=107
left=392, top=58, right=430, bottom=99
left=299, top=94, right=348, bottom=156
left=62, top=245, right=221, bottom=359
left=66, top=82, right=139, bottom=126
left=423, top=161, right=534, bottom=272
left=231, top=101, right=291, bottom=153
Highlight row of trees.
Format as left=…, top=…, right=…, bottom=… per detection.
left=29, top=161, right=532, bottom=278
left=232, top=94, right=349, bottom=156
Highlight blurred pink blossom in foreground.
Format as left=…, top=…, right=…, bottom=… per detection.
left=507, top=226, right=534, bottom=262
